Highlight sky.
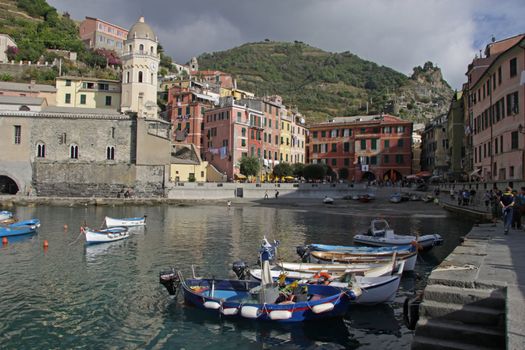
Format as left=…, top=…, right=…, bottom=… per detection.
left=47, top=0, right=525, bottom=89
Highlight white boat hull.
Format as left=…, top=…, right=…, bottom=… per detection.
left=105, top=216, right=146, bottom=228
left=310, top=252, right=417, bottom=272
left=85, top=227, right=130, bottom=244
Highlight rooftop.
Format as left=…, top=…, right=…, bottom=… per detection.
left=0, top=81, right=56, bottom=93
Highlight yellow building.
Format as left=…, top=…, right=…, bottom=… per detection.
left=55, top=76, right=121, bottom=109
left=279, top=112, right=292, bottom=163
left=169, top=144, right=208, bottom=182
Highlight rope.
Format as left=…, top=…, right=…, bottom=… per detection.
left=68, top=229, right=84, bottom=246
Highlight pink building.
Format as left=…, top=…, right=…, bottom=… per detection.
left=194, top=70, right=234, bottom=89
left=79, top=17, right=128, bottom=54
left=467, top=34, right=525, bottom=181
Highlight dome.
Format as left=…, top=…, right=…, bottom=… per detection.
left=127, top=16, right=156, bottom=40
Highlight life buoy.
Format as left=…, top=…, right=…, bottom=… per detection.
left=313, top=272, right=332, bottom=280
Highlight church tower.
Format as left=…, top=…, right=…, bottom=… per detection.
left=121, top=17, right=160, bottom=118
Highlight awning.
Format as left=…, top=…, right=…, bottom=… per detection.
left=284, top=176, right=295, bottom=180
left=234, top=173, right=246, bottom=179
left=416, top=171, right=432, bottom=177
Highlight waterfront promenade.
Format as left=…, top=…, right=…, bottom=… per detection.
left=413, top=202, right=525, bottom=349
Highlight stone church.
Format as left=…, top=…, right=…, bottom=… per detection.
left=0, top=17, right=172, bottom=197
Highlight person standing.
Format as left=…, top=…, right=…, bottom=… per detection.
left=499, top=187, right=515, bottom=234
left=513, top=187, right=525, bottom=230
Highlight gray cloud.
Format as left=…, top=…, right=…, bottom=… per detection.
left=47, top=0, right=525, bottom=89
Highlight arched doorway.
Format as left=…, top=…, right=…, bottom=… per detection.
left=361, top=171, right=376, bottom=182
left=383, top=169, right=402, bottom=182
left=0, top=176, right=19, bottom=194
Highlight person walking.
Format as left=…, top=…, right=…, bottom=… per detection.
left=499, top=187, right=515, bottom=234
left=264, top=190, right=269, bottom=199
left=513, top=187, right=525, bottom=230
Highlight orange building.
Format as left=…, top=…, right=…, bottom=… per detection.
left=79, top=17, right=128, bottom=54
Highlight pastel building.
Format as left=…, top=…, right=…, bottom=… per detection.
left=421, top=114, right=449, bottom=175
left=0, top=81, right=56, bottom=106
left=307, top=115, right=413, bottom=182
left=55, top=76, right=121, bottom=109
left=467, top=34, right=525, bottom=180
left=79, top=17, right=128, bottom=54
left=0, top=34, right=16, bottom=63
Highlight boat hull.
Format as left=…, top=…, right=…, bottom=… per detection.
left=0, top=219, right=40, bottom=238
left=309, top=251, right=417, bottom=272
left=353, top=234, right=443, bottom=251
left=84, top=227, right=129, bottom=244
left=105, top=216, right=146, bottom=227
left=181, top=278, right=353, bottom=322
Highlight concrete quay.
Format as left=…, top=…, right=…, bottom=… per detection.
left=412, top=221, right=525, bottom=350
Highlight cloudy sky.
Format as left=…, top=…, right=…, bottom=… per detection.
left=48, top=0, right=524, bottom=89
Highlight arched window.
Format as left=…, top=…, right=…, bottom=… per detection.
left=36, top=142, right=45, bottom=158
left=106, top=146, right=115, bottom=160
left=139, top=44, right=144, bottom=52
left=151, top=73, right=153, bottom=84
left=19, top=105, right=30, bottom=111
left=128, top=44, right=132, bottom=52
left=138, top=71, right=143, bottom=83
left=150, top=46, right=154, bottom=54
left=126, top=71, right=130, bottom=83
left=70, top=144, right=78, bottom=159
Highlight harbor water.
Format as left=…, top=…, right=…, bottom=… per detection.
left=0, top=204, right=474, bottom=349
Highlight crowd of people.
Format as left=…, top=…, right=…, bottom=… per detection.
left=449, top=186, right=525, bottom=234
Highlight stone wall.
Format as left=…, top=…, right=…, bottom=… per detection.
left=0, top=63, right=55, bottom=80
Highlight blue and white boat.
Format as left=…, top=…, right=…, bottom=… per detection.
left=0, top=219, right=40, bottom=238
left=159, top=271, right=358, bottom=322
left=84, top=226, right=129, bottom=244
left=0, top=210, right=13, bottom=221
left=105, top=216, right=146, bottom=228
left=306, top=243, right=415, bottom=254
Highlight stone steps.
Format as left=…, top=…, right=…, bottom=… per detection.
left=412, top=335, right=503, bottom=350
left=415, top=318, right=505, bottom=349
left=423, top=284, right=505, bottom=310
left=419, top=299, right=505, bottom=326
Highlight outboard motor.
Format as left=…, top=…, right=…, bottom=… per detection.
left=159, top=269, right=179, bottom=295
left=296, top=245, right=310, bottom=262
left=232, top=260, right=249, bottom=280
left=257, top=237, right=280, bottom=264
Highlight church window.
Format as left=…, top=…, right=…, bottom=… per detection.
left=126, top=71, right=130, bottom=83
left=150, top=46, right=154, bottom=54
left=138, top=71, right=143, bottom=83
left=106, top=146, right=115, bottom=160
left=139, top=44, right=144, bottom=52
left=70, top=144, right=79, bottom=159
left=151, top=73, right=154, bottom=84
left=36, top=142, right=45, bottom=158
left=128, top=44, right=132, bottom=52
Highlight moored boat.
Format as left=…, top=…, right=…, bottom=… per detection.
left=0, top=219, right=40, bottom=238
left=0, top=210, right=13, bottom=221
left=353, top=219, right=443, bottom=250
left=275, top=259, right=397, bottom=277
left=308, top=250, right=417, bottom=272
left=83, top=226, right=129, bottom=244
left=159, top=271, right=359, bottom=322
left=105, top=216, right=146, bottom=228
left=323, top=196, right=334, bottom=204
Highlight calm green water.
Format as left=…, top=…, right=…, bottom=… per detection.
left=0, top=204, right=473, bottom=349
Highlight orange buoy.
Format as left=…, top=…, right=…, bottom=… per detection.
left=43, top=240, right=49, bottom=248
left=2, top=237, right=7, bottom=245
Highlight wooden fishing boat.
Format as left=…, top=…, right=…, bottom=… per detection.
left=306, top=243, right=415, bottom=254
left=275, top=259, right=396, bottom=276
left=105, top=216, right=146, bottom=228
left=353, top=219, right=443, bottom=250
left=83, top=226, right=129, bottom=244
left=247, top=261, right=405, bottom=305
left=159, top=271, right=359, bottom=322
left=0, top=219, right=40, bottom=238
left=309, top=250, right=417, bottom=271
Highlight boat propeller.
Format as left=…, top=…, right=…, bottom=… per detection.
left=232, top=260, right=249, bottom=280
left=159, top=268, right=180, bottom=295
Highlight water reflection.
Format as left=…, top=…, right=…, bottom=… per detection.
left=0, top=204, right=474, bottom=349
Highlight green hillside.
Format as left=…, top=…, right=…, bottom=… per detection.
left=197, top=41, right=453, bottom=124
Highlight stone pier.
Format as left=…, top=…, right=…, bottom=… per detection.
left=412, top=221, right=525, bottom=349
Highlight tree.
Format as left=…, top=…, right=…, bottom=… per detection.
left=273, top=163, right=293, bottom=178
left=240, top=156, right=260, bottom=177
left=338, top=167, right=349, bottom=180
left=303, top=164, right=326, bottom=180
left=292, top=163, right=305, bottom=178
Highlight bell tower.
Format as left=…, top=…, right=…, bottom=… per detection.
left=120, top=16, right=160, bottom=118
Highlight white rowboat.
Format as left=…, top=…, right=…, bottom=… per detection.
left=105, top=216, right=146, bottom=228
left=84, top=227, right=129, bottom=244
